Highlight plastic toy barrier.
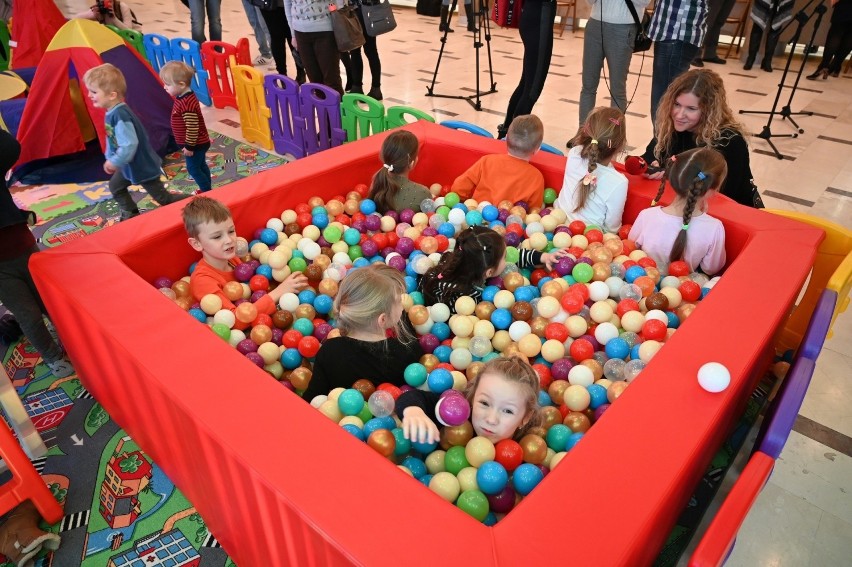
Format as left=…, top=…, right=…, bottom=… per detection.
left=29, top=122, right=824, bottom=567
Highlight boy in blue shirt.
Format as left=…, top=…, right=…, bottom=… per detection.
left=83, top=63, right=187, bottom=221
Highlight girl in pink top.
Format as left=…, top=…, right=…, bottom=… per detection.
left=628, top=147, right=727, bottom=275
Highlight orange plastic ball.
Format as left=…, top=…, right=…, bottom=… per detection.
left=171, top=280, right=191, bottom=299
left=351, top=379, right=376, bottom=400
left=408, top=305, right=430, bottom=326
left=519, top=434, right=548, bottom=464
left=563, top=411, right=591, bottom=433
left=474, top=301, right=496, bottom=321
left=289, top=367, right=312, bottom=390
left=420, top=353, right=439, bottom=371
left=304, top=264, right=323, bottom=281
left=592, top=262, right=612, bottom=281
left=548, top=380, right=570, bottom=405
left=540, top=406, right=563, bottom=430
left=295, top=304, right=316, bottom=320
left=540, top=280, right=564, bottom=299
left=465, top=361, right=484, bottom=382
left=367, top=429, right=396, bottom=458
left=317, top=278, right=339, bottom=297
left=223, top=281, right=244, bottom=302
left=634, top=276, right=656, bottom=297
left=510, top=301, right=533, bottom=321
left=502, top=271, right=525, bottom=292
left=250, top=324, right=273, bottom=345
left=529, top=316, right=549, bottom=338
left=174, top=297, right=193, bottom=311
left=235, top=302, right=258, bottom=323
left=607, top=381, right=629, bottom=403
left=441, top=421, right=474, bottom=448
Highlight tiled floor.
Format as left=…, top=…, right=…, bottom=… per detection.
left=54, top=2, right=852, bottom=564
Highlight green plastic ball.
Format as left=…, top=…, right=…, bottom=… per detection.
left=392, top=428, right=412, bottom=456
left=288, top=257, right=308, bottom=273
left=572, top=263, right=594, bottom=283
left=444, top=192, right=461, bottom=208
left=543, top=187, right=558, bottom=205
left=445, top=445, right=470, bottom=476
left=435, top=206, right=451, bottom=220
left=505, top=246, right=520, bottom=264
left=457, top=490, right=489, bottom=521
left=211, top=323, right=230, bottom=341
left=356, top=404, right=373, bottom=423
left=347, top=245, right=363, bottom=261
left=404, top=363, right=428, bottom=387
left=323, top=225, right=342, bottom=243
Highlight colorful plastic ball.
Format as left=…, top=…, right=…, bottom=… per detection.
left=476, top=461, right=509, bottom=495
left=623, top=359, right=646, bottom=382
left=445, top=445, right=471, bottom=475
left=280, top=348, right=302, bottom=369
left=337, top=389, right=366, bottom=416
left=545, top=423, right=571, bottom=452
left=491, top=439, right=523, bottom=473
left=603, top=358, right=627, bottom=381
left=359, top=199, right=377, bottom=215
left=456, top=489, right=489, bottom=521
left=437, top=393, right=471, bottom=426
left=404, top=363, right=428, bottom=387
left=367, top=429, right=396, bottom=458
left=391, top=427, right=412, bottom=456
left=587, top=383, right=608, bottom=409
left=411, top=437, right=439, bottom=455
left=567, top=365, right=594, bottom=387
left=401, top=456, right=428, bottom=480
left=188, top=308, right=208, bottom=324
left=427, top=368, right=454, bottom=393
left=697, top=362, right=731, bottom=393
left=605, top=337, right=630, bottom=360
left=563, top=384, right=591, bottom=411
left=512, top=462, right=545, bottom=496
left=566, top=431, right=584, bottom=451
left=211, top=323, right=230, bottom=341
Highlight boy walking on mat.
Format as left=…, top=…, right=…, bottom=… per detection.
left=83, top=63, right=187, bottom=221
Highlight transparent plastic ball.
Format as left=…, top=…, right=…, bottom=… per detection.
left=618, top=284, right=643, bottom=301
left=367, top=390, right=396, bottom=418
left=603, top=358, right=626, bottom=381
left=623, top=359, right=647, bottom=382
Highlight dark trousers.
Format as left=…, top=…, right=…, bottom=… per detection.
left=651, top=40, right=700, bottom=123
left=701, top=0, right=738, bottom=58
left=184, top=144, right=212, bottom=192
left=819, top=20, right=852, bottom=74
left=108, top=170, right=186, bottom=219
left=296, top=30, right=343, bottom=95
left=502, top=0, right=556, bottom=128
left=340, top=7, right=382, bottom=89
left=0, top=247, right=63, bottom=364
left=259, top=7, right=296, bottom=76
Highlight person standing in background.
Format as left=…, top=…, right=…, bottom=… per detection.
left=694, top=0, right=738, bottom=65
left=744, top=0, right=793, bottom=71
left=241, top=0, right=274, bottom=66
left=258, top=0, right=307, bottom=83
left=579, top=0, right=650, bottom=125
left=648, top=0, right=708, bottom=123
left=188, top=0, right=222, bottom=43
left=806, top=0, right=852, bottom=79
left=497, top=0, right=557, bottom=139
left=340, top=0, right=385, bottom=100
left=285, top=0, right=344, bottom=94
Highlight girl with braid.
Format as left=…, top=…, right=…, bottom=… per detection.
left=367, top=131, right=430, bottom=214
left=556, top=107, right=628, bottom=233
left=419, top=225, right=568, bottom=312
left=628, top=147, right=727, bottom=275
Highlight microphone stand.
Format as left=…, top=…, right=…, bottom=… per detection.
left=426, top=0, right=498, bottom=110
left=739, top=0, right=828, bottom=160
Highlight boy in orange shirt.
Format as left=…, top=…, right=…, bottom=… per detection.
left=183, top=197, right=307, bottom=327
left=451, top=114, right=545, bottom=208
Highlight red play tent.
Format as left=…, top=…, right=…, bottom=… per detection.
left=14, top=19, right=174, bottom=177
left=9, top=0, right=66, bottom=69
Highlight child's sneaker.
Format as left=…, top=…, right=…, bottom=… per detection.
left=253, top=55, right=269, bottom=67
left=46, top=357, right=75, bottom=378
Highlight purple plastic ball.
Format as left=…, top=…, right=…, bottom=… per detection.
left=253, top=228, right=264, bottom=240
left=551, top=358, right=574, bottom=381
left=237, top=339, right=259, bottom=355
left=314, top=323, right=333, bottom=342
left=593, top=403, right=611, bottom=422
left=399, top=209, right=415, bottom=224
left=250, top=290, right=267, bottom=303
left=388, top=255, right=406, bottom=272
left=233, top=263, right=255, bottom=282
left=486, top=275, right=504, bottom=288
left=421, top=227, right=437, bottom=237
left=248, top=260, right=261, bottom=270
left=364, top=214, right=382, bottom=232
left=497, top=209, right=510, bottom=223
left=154, top=276, right=173, bottom=289
left=540, top=208, right=552, bottom=216
left=536, top=464, right=550, bottom=477
left=438, top=394, right=471, bottom=426
left=504, top=232, right=521, bottom=247
left=351, top=219, right=366, bottom=233
left=190, top=302, right=201, bottom=310
left=396, top=237, right=415, bottom=257
left=580, top=334, right=601, bottom=351
left=385, top=210, right=399, bottom=222
left=361, top=240, right=379, bottom=257
left=245, top=352, right=264, bottom=368
left=486, top=485, right=516, bottom=514
left=280, top=380, right=296, bottom=392
left=399, top=385, right=414, bottom=394
left=514, top=200, right=529, bottom=211
left=419, top=333, right=440, bottom=354
left=233, top=298, right=247, bottom=307
left=554, top=257, right=575, bottom=277
left=271, top=328, right=284, bottom=345
left=317, top=236, right=330, bottom=248
left=577, top=257, right=594, bottom=266
left=381, top=246, right=395, bottom=258
left=554, top=225, right=572, bottom=235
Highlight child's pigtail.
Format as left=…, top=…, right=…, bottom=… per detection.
left=669, top=172, right=704, bottom=263
left=574, top=139, right=600, bottom=212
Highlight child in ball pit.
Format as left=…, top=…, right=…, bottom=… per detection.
left=419, top=225, right=569, bottom=312
left=301, top=263, right=424, bottom=402
left=368, top=131, right=432, bottom=214
left=628, top=147, right=727, bottom=276
left=397, top=356, right=543, bottom=444
left=556, top=107, right=629, bottom=234
left=182, top=196, right=308, bottom=329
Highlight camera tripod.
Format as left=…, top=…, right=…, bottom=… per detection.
left=426, top=0, right=497, bottom=111
left=739, top=0, right=828, bottom=160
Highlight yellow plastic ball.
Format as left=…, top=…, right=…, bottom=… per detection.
left=528, top=233, right=548, bottom=251
left=552, top=232, right=572, bottom=249
left=257, top=342, right=280, bottom=365
left=571, top=234, right=589, bottom=250
left=621, top=311, right=645, bottom=333
left=318, top=399, right=344, bottom=422
left=493, top=290, right=516, bottom=309
left=589, top=301, right=614, bottom=323
left=550, top=451, right=568, bottom=470
left=473, top=319, right=496, bottom=339
left=563, top=384, right=591, bottom=412
left=565, top=315, right=588, bottom=338
left=491, top=330, right=512, bottom=352
left=518, top=334, right=542, bottom=358
left=199, top=294, right=222, bottom=315
left=457, top=467, right=479, bottom=492
left=263, top=361, right=284, bottom=380
left=540, top=339, right=565, bottom=362
left=449, top=315, right=474, bottom=338
left=429, top=472, right=461, bottom=502
left=455, top=296, right=477, bottom=316
left=659, top=287, right=683, bottom=309
left=464, top=437, right=496, bottom=468
left=536, top=296, right=561, bottom=319
left=425, top=450, right=447, bottom=474
left=339, top=416, right=364, bottom=428
left=638, top=340, right=663, bottom=362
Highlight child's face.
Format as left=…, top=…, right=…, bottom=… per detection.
left=188, top=219, right=238, bottom=266
left=86, top=85, right=119, bottom=109
left=471, top=372, right=530, bottom=443
left=163, top=80, right=188, bottom=98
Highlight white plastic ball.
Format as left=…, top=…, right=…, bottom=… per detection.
left=279, top=293, right=300, bottom=312
left=228, top=329, right=246, bottom=347
left=588, top=281, right=610, bottom=302
left=430, top=303, right=451, bottom=323
left=508, top=321, right=532, bottom=342
left=266, top=218, right=285, bottom=232
left=212, top=309, right=236, bottom=329
left=697, top=362, right=731, bottom=393
left=594, top=322, right=619, bottom=345
left=448, top=208, right=466, bottom=225
left=645, top=309, right=668, bottom=323
left=450, top=348, right=473, bottom=370
left=568, top=365, right=595, bottom=387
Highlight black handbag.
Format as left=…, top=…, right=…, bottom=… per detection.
left=361, top=0, right=397, bottom=36
left=624, top=0, right=652, bottom=53
left=330, top=5, right=366, bottom=52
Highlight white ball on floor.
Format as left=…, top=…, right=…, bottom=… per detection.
left=697, top=362, right=731, bottom=393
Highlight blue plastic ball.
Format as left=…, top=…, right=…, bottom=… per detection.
left=512, top=463, right=544, bottom=496
left=408, top=291, right=424, bottom=305
left=481, top=285, right=500, bottom=302
left=427, top=368, right=454, bottom=394
left=298, top=289, right=317, bottom=305
left=483, top=512, right=498, bottom=526
left=433, top=345, right=452, bottom=363
left=431, top=322, right=451, bottom=341
left=419, top=473, right=434, bottom=487
left=465, top=210, right=484, bottom=226
left=438, top=222, right=457, bottom=238
left=514, top=286, right=535, bottom=303
left=189, top=261, right=198, bottom=274
left=392, top=427, right=412, bottom=456
left=624, top=265, right=647, bottom=283
left=587, top=384, right=608, bottom=409
left=482, top=205, right=499, bottom=222
left=342, top=424, right=365, bottom=441
left=311, top=205, right=327, bottom=216
left=476, top=461, right=509, bottom=495
left=280, top=348, right=302, bottom=369
left=630, top=344, right=642, bottom=361
left=291, top=249, right=305, bottom=260
left=605, top=337, right=630, bottom=360
left=666, top=311, right=680, bottom=329
left=292, top=318, right=314, bottom=336
left=538, top=390, right=553, bottom=407
left=401, top=456, right=428, bottom=479
left=537, top=276, right=553, bottom=289
left=312, top=214, right=329, bottom=229
left=481, top=352, right=500, bottom=363
left=343, top=228, right=361, bottom=246
left=404, top=275, right=418, bottom=293
left=259, top=228, right=278, bottom=246
left=188, top=308, right=207, bottom=323
left=359, top=199, right=377, bottom=215
left=313, top=294, right=334, bottom=315
left=490, top=308, right=513, bottom=330
left=411, top=438, right=439, bottom=455
left=566, top=431, right=584, bottom=450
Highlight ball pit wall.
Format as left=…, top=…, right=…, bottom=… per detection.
left=29, top=121, right=824, bottom=567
